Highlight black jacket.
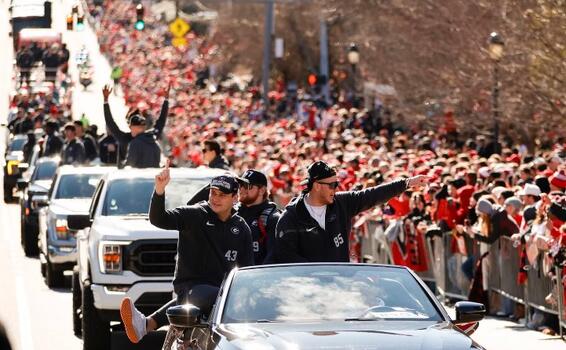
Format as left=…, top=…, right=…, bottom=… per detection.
left=103, top=100, right=168, bottom=167
left=209, top=155, right=230, bottom=170
left=237, top=201, right=281, bottom=264
left=149, top=193, right=254, bottom=293
left=98, top=134, right=118, bottom=164
left=61, top=139, right=86, bottom=165
left=82, top=134, right=98, bottom=161
left=126, top=132, right=161, bottom=168
left=275, top=180, right=407, bottom=263
left=43, top=133, right=64, bottom=157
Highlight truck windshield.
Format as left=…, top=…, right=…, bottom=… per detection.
left=102, top=177, right=210, bottom=216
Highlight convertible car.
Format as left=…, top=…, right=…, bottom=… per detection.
left=165, top=263, right=486, bottom=350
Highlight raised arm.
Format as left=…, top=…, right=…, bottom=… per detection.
left=102, top=85, right=131, bottom=144
left=153, top=83, right=170, bottom=139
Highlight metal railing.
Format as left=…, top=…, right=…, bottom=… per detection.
left=356, top=220, right=566, bottom=338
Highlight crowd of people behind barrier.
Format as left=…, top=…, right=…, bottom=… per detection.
left=84, top=0, right=566, bottom=335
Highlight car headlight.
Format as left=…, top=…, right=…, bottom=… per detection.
left=54, top=218, right=69, bottom=240
left=98, top=241, right=129, bottom=274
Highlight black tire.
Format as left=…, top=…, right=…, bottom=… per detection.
left=40, top=261, right=46, bottom=277
left=82, top=283, right=110, bottom=350
left=45, top=260, right=64, bottom=288
left=21, top=217, right=39, bottom=257
left=72, top=267, right=82, bottom=337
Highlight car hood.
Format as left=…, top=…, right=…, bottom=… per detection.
left=93, top=216, right=179, bottom=240
left=49, top=198, right=91, bottom=215
left=216, top=321, right=484, bottom=350
left=29, top=180, right=52, bottom=193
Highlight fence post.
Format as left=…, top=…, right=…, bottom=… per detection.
left=557, top=266, right=564, bottom=339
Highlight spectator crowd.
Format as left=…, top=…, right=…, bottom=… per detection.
left=38, top=0, right=565, bottom=336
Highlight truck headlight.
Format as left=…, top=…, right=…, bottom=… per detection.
left=55, top=218, right=69, bottom=240
left=98, top=241, right=128, bottom=274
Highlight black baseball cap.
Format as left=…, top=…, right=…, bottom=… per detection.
left=128, top=114, right=146, bottom=126
left=300, top=161, right=337, bottom=185
left=210, top=175, right=240, bottom=194
left=240, top=169, right=268, bottom=187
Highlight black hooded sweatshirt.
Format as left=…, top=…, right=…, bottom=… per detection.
left=237, top=201, right=281, bottom=264
left=103, top=100, right=168, bottom=168
left=149, top=193, right=254, bottom=293
left=275, top=179, right=407, bottom=263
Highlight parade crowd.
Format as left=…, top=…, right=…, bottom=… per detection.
left=5, top=0, right=565, bottom=341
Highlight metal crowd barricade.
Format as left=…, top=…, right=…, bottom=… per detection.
left=525, top=253, right=559, bottom=317
left=360, top=220, right=391, bottom=264
left=557, top=267, right=565, bottom=339
left=490, top=237, right=525, bottom=303
left=430, top=233, right=472, bottom=300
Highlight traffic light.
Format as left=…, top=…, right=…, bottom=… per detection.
left=76, top=14, right=85, bottom=31
left=71, top=4, right=79, bottom=14
left=307, top=73, right=317, bottom=87
left=66, top=15, right=73, bottom=31
left=134, top=4, right=145, bottom=31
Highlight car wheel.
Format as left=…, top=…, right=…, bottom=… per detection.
left=40, top=261, right=46, bottom=277
left=82, top=283, right=110, bottom=350
left=72, top=267, right=82, bottom=337
left=45, top=259, right=64, bottom=288
left=21, top=218, right=39, bottom=257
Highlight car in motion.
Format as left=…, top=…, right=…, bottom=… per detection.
left=19, top=156, right=58, bottom=256
left=67, top=167, right=226, bottom=348
left=38, top=165, right=114, bottom=287
left=166, top=263, right=486, bottom=350
left=3, top=134, right=27, bottom=202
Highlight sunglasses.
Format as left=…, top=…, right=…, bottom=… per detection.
left=317, top=181, right=340, bottom=190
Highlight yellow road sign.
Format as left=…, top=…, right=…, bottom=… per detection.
left=169, top=17, right=190, bottom=38
left=172, top=37, right=188, bottom=48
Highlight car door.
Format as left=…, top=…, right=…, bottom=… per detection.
left=38, top=172, right=58, bottom=254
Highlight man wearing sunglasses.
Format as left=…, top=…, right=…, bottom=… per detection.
left=237, top=170, right=282, bottom=264
left=275, top=160, right=429, bottom=263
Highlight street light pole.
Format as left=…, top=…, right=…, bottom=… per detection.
left=262, top=0, right=274, bottom=109
left=488, top=32, right=504, bottom=155
left=492, top=62, right=500, bottom=154
left=347, top=43, right=360, bottom=108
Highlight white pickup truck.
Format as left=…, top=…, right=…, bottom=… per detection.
left=67, top=167, right=225, bottom=350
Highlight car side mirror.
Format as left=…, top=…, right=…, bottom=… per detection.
left=67, top=214, right=92, bottom=230
left=17, top=179, right=28, bottom=190
left=32, top=194, right=49, bottom=208
left=454, top=301, right=485, bottom=325
left=166, top=304, right=205, bottom=328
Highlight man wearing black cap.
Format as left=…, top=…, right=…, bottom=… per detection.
left=237, top=169, right=281, bottom=264
left=275, top=160, right=428, bottom=263
left=120, top=163, right=254, bottom=344
left=41, top=120, right=64, bottom=157
left=61, top=123, right=86, bottom=165
left=102, top=84, right=169, bottom=168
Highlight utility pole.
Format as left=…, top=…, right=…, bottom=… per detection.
left=319, top=18, right=330, bottom=105
left=262, top=0, right=274, bottom=109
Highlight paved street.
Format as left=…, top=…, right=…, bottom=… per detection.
left=1, top=1, right=565, bottom=350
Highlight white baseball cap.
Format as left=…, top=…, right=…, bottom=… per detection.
left=517, top=183, right=541, bottom=197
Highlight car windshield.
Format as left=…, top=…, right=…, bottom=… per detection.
left=8, top=138, right=26, bottom=152
left=33, top=161, right=58, bottom=181
left=54, top=174, right=102, bottom=199
left=102, top=177, right=209, bottom=216
left=222, top=265, right=442, bottom=323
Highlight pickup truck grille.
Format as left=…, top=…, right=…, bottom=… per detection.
left=124, top=239, right=177, bottom=276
